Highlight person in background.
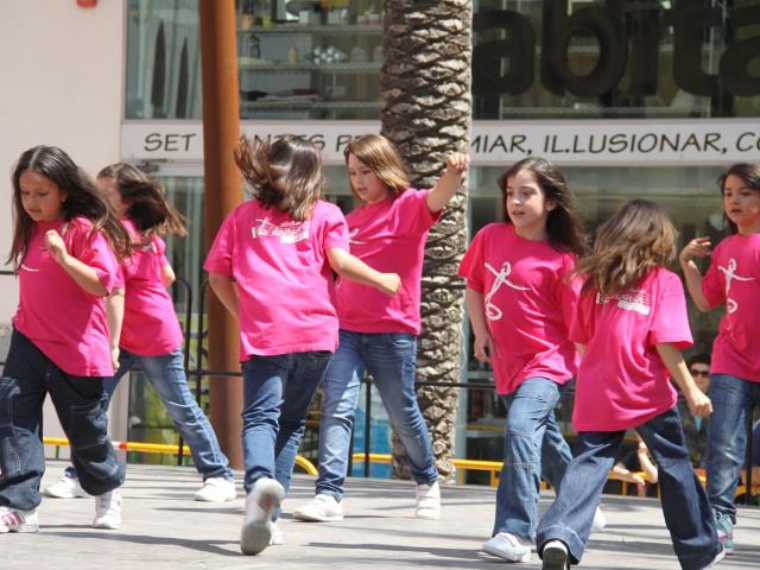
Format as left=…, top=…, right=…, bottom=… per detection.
left=292, top=134, right=468, bottom=524
left=0, top=145, right=129, bottom=532
left=678, top=353, right=712, bottom=469
left=611, top=434, right=659, bottom=497
left=536, top=199, right=722, bottom=570
left=43, top=162, right=236, bottom=509
left=680, top=162, right=760, bottom=556
left=205, top=135, right=400, bottom=555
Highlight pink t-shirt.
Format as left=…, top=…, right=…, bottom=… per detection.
left=12, top=217, right=119, bottom=376
left=117, top=219, right=183, bottom=356
left=570, top=268, right=693, bottom=432
left=701, top=233, right=760, bottom=383
left=336, top=189, right=439, bottom=335
left=458, top=223, right=579, bottom=395
left=204, top=199, right=349, bottom=359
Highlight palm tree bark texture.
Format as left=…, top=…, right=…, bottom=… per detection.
left=380, top=0, right=472, bottom=483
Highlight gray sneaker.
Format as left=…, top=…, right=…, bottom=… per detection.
left=482, top=532, right=531, bottom=562
left=240, top=478, right=284, bottom=555
left=542, top=540, right=570, bottom=570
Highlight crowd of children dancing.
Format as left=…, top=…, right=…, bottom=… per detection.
left=1, top=138, right=757, bottom=570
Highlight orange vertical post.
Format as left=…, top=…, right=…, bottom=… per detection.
left=198, top=0, right=244, bottom=469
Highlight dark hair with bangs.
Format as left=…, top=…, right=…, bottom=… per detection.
left=97, top=162, right=187, bottom=239
left=234, top=135, right=326, bottom=221
left=717, top=162, right=760, bottom=235
left=576, top=199, right=677, bottom=296
left=7, top=145, right=130, bottom=270
left=343, top=134, right=410, bottom=198
left=497, top=157, right=586, bottom=256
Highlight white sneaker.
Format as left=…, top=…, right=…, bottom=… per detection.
left=194, top=477, right=237, bottom=502
left=414, top=481, right=441, bottom=520
left=43, top=473, right=87, bottom=499
left=93, top=489, right=122, bottom=530
left=542, top=539, right=570, bottom=570
left=269, top=521, right=284, bottom=546
left=240, top=478, right=284, bottom=555
left=0, top=506, right=39, bottom=533
left=482, top=532, right=532, bottom=562
left=591, top=506, right=607, bottom=533
left=292, top=493, right=344, bottom=522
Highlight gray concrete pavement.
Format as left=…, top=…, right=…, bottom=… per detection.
left=4, top=460, right=759, bottom=569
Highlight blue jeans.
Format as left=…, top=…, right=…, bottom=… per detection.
left=65, top=347, right=233, bottom=482
left=241, top=351, right=332, bottom=507
left=493, top=377, right=573, bottom=539
left=707, top=373, right=760, bottom=524
left=0, top=329, right=125, bottom=510
left=315, top=330, right=437, bottom=500
left=537, top=409, right=720, bottom=570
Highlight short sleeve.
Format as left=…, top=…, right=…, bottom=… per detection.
left=458, top=229, right=485, bottom=293
left=649, top=271, right=693, bottom=349
left=204, top=212, right=236, bottom=276
left=394, top=189, right=440, bottom=237
left=67, top=219, right=119, bottom=293
left=320, top=203, right=350, bottom=252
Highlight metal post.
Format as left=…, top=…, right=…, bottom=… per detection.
left=198, top=0, right=244, bottom=469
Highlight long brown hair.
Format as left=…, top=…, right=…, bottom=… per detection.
left=97, top=162, right=187, bottom=239
left=497, top=157, right=586, bottom=255
left=343, top=134, right=410, bottom=198
left=7, top=145, right=130, bottom=270
left=234, top=135, right=326, bottom=221
left=576, top=199, right=677, bottom=296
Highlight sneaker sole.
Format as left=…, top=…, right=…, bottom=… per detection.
left=241, top=521, right=273, bottom=555
left=194, top=492, right=237, bottom=503
left=44, top=489, right=88, bottom=499
left=414, top=508, right=440, bottom=520
left=543, top=545, right=569, bottom=570
left=241, top=480, right=284, bottom=555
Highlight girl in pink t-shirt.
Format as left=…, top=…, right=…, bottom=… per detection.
left=680, top=162, right=760, bottom=556
left=204, top=135, right=400, bottom=555
left=459, top=157, right=587, bottom=563
left=292, top=134, right=468, bottom=524
left=43, top=163, right=235, bottom=509
left=0, top=145, right=130, bottom=533
left=537, top=199, right=721, bottom=570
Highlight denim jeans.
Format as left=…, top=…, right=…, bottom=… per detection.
left=537, top=409, right=720, bottom=570
left=493, top=377, right=573, bottom=539
left=241, top=351, right=331, bottom=508
left=64, top=348, right=233, bottom=483
left=315, top=330, right=438, bottom=500
left=0, top=329, right=125, bottom=510
left=706, top=373, right=760, bottom=524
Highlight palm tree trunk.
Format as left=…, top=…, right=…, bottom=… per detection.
left=381, top=0, right=472, bottom=483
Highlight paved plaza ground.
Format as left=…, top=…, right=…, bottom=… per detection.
left=4, top=460, right=759, bottom=569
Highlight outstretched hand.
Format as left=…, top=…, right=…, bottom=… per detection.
left=679, top=237, right=711, bottom=264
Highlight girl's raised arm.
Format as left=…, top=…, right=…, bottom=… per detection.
left=45, top=229, right=109, bottom=297
left=426, top=153, right=469, bottom=214
left=678, top=237, right=712, bottom=311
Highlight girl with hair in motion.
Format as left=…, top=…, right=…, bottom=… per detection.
left=205, top=135, right=400, bottom=555
left=0, top=145, right=129, bottom=532
left=43, top=163, right=236, bottom=510
left=536, top=199, right=722, bottom=570
left=293, top=134, right=468, bottom=523
left=680, top=162, right=760, bottom=556
left=459, top=157, right=592, bottom=563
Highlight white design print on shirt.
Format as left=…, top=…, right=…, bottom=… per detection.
left=484, top=261, right=530, bottom=321
left=251, top=217, right=309, bottom=244
left=596, top=289, right=652, bottom=316
left=719, top=258, right=755, bottom=314
left=348, top=227, right=366, bottom=246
